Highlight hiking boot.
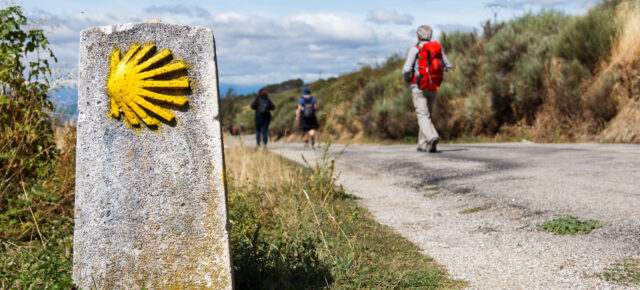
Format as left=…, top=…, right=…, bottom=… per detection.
left=427, top=137, right=439, bottom=153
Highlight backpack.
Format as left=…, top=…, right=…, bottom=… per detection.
left=256, top=97, right=271, bottom=115
left=302, top=97, right=315, bottom=118
left=415, top=41, right=444, bottom=90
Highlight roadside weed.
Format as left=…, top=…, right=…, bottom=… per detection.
left=460, top=205, right=492, bottom=214
left=536, top=216, right=603, bottom=235
left=599, top=258, right=640, bottom=286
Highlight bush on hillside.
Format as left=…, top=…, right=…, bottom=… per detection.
left=441, top=31, right=478, bottom=55
left=270, top=94, right=299, bottom=138
left=555, top=6, right=618, bottom=72
left=484, top=11, right=569, bottom=125
left=371, top=88, right=417, bottom=139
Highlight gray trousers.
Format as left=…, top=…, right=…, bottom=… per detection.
left=412, top=87, right=439, bottom=149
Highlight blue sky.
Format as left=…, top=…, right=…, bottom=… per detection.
left=18, top=0, right=598, bottom=90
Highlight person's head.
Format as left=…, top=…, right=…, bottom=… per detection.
left=302, top=88, right=311, bottom=96
left=258, top=88, right=268, bottom=96
left=417, top=25, right=432, bottom=41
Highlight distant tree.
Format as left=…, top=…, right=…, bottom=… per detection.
left=263, top=78, right=304, bottom=94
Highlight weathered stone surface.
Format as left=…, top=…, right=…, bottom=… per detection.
left=73, top=23, right=233, bottom=289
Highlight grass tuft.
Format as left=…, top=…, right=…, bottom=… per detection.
left=226, top=145, right=465, bottom=288
left=536, top=216, right=603, bottom=235
left=459, top=205, right=492, bottom=214
left=599, top=258, right=640, bottom=286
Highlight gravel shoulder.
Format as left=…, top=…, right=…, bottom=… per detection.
left=264, top=141, right=640, bottom=289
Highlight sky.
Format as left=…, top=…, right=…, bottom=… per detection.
left=17, top=0, right=599, bottom=92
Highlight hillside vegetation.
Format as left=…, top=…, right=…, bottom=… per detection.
left=225, top=0, right=640, bottom=143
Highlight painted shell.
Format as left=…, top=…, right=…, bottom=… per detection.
left=107, top=44, right=189, bottom=127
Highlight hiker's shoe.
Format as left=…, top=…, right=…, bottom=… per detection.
left=427, top=137, right=439, bottom=153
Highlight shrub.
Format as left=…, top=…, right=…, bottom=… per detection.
left=484, top=11, right=569, bottom=125
left=582, top=71, right=618, bottom=128
left=371, top=88, right=417, bottom=139
left=441, top=31, right=478, bottom=55
left=537, top=216, right=603, bottom=235
left=353, top=80, right=384, bottom=134
left=554, top=6, right=618, bottom=72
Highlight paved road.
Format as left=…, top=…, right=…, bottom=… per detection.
left=265, top=141, right=640, bottom=289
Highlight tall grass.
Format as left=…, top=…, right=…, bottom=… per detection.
left=1, top=6, right=76, bottom=287
left=611, top=1, right=640, bottom=68
left=225, top=145, right=464, bottom=288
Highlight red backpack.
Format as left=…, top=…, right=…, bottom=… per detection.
left=414, top=41, right=444, bottom=90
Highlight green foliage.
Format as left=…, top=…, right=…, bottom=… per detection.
left=1, top=5, right=58, bottom=203
left=537, top=216, right=603, bottom=235
left=554, top=5, right=618, bottom=71
left=1, top=6, right=76, bottom=288
left=1, top=217, right=74, bottom=289
left=262, top=78, right=304, bottom=94
left=228, top=146, right=464, bottom=288
left=441, top=31, right=478, bottom=55
left=583, top=71, right=618, bottom=124
left=269, top=94, right=299, bottom=138
left=481, top=19, right=505, bottom=41
left=484, top=11, right=569, bottom=123
left=599, top=258, right=640, bottom=286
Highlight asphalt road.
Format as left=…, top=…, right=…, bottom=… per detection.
left=263, top=141, right=640, bottom=289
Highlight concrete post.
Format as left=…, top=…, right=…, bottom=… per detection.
left=73, top=23, right=233, bottom=289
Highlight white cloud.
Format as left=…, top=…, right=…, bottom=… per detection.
left=144, top=5, right=211, bottom=19
left=35, top=7, right=414, bottom=87
left=284, top=13, right=378, bottom=43
left=436, top=24, right=479, bottom=34
left=366, top=9, right=413, bottom=25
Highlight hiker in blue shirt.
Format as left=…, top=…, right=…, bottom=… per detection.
left=296, top=88, right=319, bottom=147
left=250, top=88, right=275, bottom=147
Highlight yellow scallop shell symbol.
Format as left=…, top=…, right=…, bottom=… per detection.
left=107, top=44, right=189, bottom=127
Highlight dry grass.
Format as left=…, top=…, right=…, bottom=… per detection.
left=610, top=2, right=640, bottom=69
left=600, top=98, right=640, bottom=143
left=599, top=1, right=640, bottom=143
left=224, top=145, right=464, bottom=288
left=225, top=146, right=296, bottom=189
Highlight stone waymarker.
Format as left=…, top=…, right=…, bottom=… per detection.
left=73, top=23, right=233, bottom=289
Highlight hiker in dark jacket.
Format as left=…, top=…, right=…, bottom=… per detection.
left=296, top=87, right=319, bottom=147
left=250, top=88, right=276, bottom=147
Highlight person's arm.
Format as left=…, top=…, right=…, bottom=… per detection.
left=250, top=98, right=257, bottom=110
left=269, top=99, right=275, bottom=110
left=441, top=47, right=452, bottom=72
left=296, top=104, right=302, bottom=123
left=402, top=45, right=419, bottom=83
left=313, top=98, right=318, bottom=110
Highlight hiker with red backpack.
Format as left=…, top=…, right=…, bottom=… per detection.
left=402, top=25, right=451, bottom=153
left=251, top=88, right=276, bottom=147
left=296, top=88, right=319, bottom=147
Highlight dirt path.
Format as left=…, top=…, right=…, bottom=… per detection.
left=262, top=141, right=640, bottom=289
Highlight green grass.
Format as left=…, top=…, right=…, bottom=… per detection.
left=536, top=216, right=603, bottom=235
left=459, top=205, right=492, bottom=214
left=599, top=258, right=640, bottom=286
left=226, top=145, right=466, bottom=289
